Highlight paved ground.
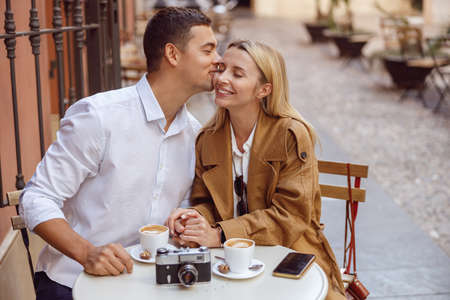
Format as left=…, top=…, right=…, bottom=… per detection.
left=187, top=13, right=450, bottom=299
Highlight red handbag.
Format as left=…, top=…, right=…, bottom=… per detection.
left=341, top=164, right=370, bottom=300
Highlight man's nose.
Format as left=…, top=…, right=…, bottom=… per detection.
left=213, top=51, right=222, bottom=65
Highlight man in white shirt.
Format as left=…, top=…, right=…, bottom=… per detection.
left=19, top=7, right=219, bottom=300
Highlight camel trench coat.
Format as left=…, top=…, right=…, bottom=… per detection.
left=190, top=111, right=345, bottom=298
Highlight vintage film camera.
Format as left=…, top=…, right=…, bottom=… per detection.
left=155, top=246, right=211, bottom=287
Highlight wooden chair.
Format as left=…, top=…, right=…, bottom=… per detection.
left=380, top=17, right=424, bottom=57
left=317, top=160, right=369, bottom=290
left=3, top=190, right=36, bottom=292
left=318, top=160, right=368, bottom=203
left=4, top=190, right=26, bottom=230
left=426, top=35, right=450, bottom=112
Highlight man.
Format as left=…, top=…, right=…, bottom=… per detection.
left=19, top=7, right=219, bottom=300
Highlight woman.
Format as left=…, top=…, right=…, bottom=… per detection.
left=168, top=40, right=345, bottom=299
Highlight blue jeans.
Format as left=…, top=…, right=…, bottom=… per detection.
left=35, top=271, right=72, bottom=300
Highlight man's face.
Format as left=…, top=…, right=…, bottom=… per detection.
left=178, top=25, right=220, bottom=93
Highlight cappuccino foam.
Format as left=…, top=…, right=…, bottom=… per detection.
left=231, top=242, right=251, bottom=248
left=226, top=239, right=253, bottom=248
left=140, top=225, right=167, bottom=235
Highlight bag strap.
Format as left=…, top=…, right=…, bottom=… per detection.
left=344, top=163, right=360, bottom=275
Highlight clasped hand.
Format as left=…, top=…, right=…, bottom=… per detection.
left=166, top=208, right=221, bottom=248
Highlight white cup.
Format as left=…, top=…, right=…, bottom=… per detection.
left=139, top=224, right=169, bottom=255
left=224, top=238, right=255, bottom=273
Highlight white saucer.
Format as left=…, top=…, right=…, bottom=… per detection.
left=127, top=244, right=177, bottom=263
left=212, top=258, right=265, bottom=279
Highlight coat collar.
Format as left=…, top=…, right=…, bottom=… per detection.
left=201, top=110, right=286, bottom=166
left=200, top=111, right=286, bottom=220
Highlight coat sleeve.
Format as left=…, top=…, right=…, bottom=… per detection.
left=189, top=132, right=217, bottom=225
left=218, top=122, right=316, bottom=247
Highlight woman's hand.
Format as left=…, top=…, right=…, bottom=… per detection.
left=178, top=212, right=221, bottom=248
left=166, top=208, right=197, bottom=236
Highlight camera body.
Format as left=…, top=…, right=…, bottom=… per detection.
left=155, top=246, right=211, bottom=287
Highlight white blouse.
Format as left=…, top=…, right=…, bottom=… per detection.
left=230, top=122, right=257, bottom=217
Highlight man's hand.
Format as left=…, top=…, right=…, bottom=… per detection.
left=83, top=243, right=133, bottom=276
left=33, top=219, right=134, bottom=277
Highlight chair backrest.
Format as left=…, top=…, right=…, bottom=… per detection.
left=318, top=160, right=369, bottom=202
left=5, top=190, right=26, bottom=230
left=379, top=17, right=424, bottom=57
left=380, top=17, right=403, bottom=52
left=318, top=160, right=369, bottom=288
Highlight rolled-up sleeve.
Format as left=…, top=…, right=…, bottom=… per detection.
left=19, top=99, right=105, bottom=231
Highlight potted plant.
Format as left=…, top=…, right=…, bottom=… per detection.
left=303, top=0, right=334, bottom=43
left=323, top=0, right=373, bottom=58
left=375, top=2, right=449, bottom=97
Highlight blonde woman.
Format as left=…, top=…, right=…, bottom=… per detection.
left=168, top=40, right=345, bottom=299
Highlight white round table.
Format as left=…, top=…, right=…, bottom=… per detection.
left=73, top=245, right=328, bottom=300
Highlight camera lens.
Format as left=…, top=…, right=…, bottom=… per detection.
left=178, top=264, right=198, bottom=287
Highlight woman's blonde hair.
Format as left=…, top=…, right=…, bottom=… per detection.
left=204, top=40, right=317, bottom=145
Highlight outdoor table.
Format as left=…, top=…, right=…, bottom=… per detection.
left=73, top=245, right=328, bottom=300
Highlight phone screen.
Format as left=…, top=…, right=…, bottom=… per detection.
left=273, top=252, right=316, bottom=275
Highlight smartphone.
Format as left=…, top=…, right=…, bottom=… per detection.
left=272, top=252, right=316, bottom=279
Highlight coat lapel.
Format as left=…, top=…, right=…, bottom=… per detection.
left=246, top=111, right=284, bottom=211
left=201, top=121, right=234, bottom=221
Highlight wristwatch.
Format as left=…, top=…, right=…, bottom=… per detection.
left=217, top=225, right=226, bottom=244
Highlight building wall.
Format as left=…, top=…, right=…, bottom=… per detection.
left=424, top=0, right=450, bottom=26
left=252, top=0, right=416, bottom=32
left=0, top=1, right=53, bottom=298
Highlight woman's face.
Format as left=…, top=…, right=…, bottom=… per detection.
left=214, top=47, right=270, bottom=112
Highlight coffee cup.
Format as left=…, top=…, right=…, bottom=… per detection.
left=139, top=224, right=169, bottom=255
left=224, top=238, right=255, bottom=273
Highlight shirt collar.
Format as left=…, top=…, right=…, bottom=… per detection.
left=136, top=74, right=165, bottom=123
left=136, top=74, right=189, bottom=134
left=231, top=121, right=257, bottom=156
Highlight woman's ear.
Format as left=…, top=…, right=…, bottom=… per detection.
left=256, top=83, right=272, bottom=100
left=164, top=43, right=180, bottom=67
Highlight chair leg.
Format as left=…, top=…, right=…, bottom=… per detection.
left=417, top=89, right=427, bottom=107
left=433, top=86, right=449, bottom=113
left=399, top=89, right=409, bottom=102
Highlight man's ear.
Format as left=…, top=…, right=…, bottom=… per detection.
left=256, top=83, right=272, bottom=100
left=164, top=43, right=180, bottom=67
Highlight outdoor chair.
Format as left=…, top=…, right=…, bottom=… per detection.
left=3, top=190, right=36, bottom=293
left=426, top=35, right=450, bottom=113
left=380, top=17, right=404, bottom=52
left=317, top=160, right=369, bottom=292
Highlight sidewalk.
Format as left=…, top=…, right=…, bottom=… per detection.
left=187, top=14, right=450, bottom=299
left=318, top=125, right=450, bottom=299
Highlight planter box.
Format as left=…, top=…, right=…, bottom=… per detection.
left=304, top=23, right=328, bottom=43
left=324, top=30, right=371, bottom=58
left=382, top=56, right=434, bottom=89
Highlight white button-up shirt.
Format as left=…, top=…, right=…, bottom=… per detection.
left=19, top=75, right=201, bottom=288
left=230, top=123, right=256, bottom=218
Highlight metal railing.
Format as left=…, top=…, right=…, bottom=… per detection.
left=0, top=0, right=121, bottom=201
left=1, top=0, right=122, bottom=291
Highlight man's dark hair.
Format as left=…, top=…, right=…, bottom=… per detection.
left=143, top=7, right=211, bottom=73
